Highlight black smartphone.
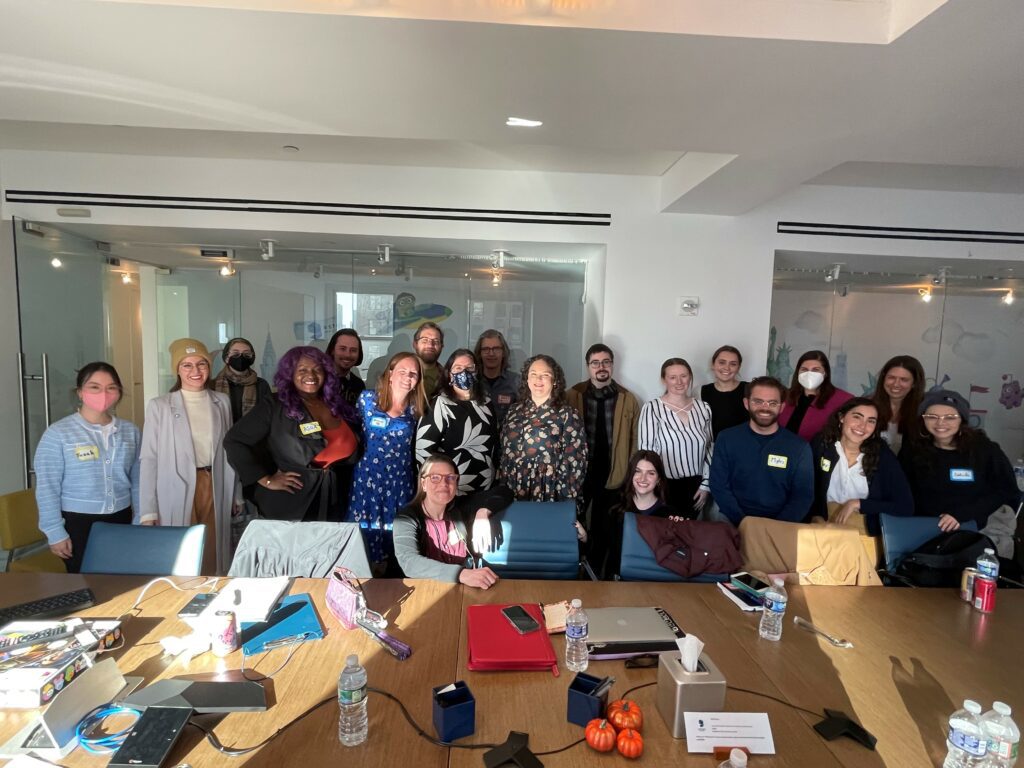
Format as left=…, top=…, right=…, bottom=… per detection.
left=501, top=605, right=540, bottom=634
left=177, top=592, right=217, bottom=619
left=730, top=571, right=771, bottom=596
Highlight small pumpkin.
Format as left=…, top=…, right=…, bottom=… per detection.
left=617, top=728, right=644, bottom=759
left=585, top=718, right=617, bottom=752
left=607, top=699, right=644, bottom=732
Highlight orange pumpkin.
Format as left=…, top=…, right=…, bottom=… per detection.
left=585, top=718, right=617, bottom=752
left=607, top=699, right=643, bottom=732
left=617, top=728, right=644, bottom=759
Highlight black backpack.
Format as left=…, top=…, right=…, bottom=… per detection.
left=895, top=530, right=995, bottom=588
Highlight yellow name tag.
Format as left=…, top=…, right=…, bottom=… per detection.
left=299, top=421, right=322, bottom=435
left=75, top=445, right=99, bottom=461
left=767, top=454, right=788, bottom=469
left=820, top=457, right=832, bottom=472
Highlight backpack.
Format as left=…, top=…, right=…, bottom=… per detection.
left=895, top=530, right=994, bottom=588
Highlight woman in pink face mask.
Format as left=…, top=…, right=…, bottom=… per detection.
left=33, top=362, right=143, bottom=573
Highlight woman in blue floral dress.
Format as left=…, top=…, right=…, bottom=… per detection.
left=499, top=354, right=588, bottom=502
left=349, top=352, right=426, bottom=569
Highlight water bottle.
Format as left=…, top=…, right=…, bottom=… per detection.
left=980, top=702, right=1019, bottom=767
left=977, top=548, right=1000, bottom=582
left=758, top=578, right=788, bottom=642
left=1013, top=458, right=1024, bottom=492
left=565, top=598, right=589, bottom=672
left=718, top=747, right=749, bottom=768
left=337, top=654, right=368, bottom=746
left=944, top=700, right=987, bottom=768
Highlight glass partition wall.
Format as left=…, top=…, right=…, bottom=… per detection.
left=769, top=251, right=1024, bottom=460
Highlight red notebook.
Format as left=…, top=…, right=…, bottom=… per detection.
left=466, top=603, right=559, bottom=676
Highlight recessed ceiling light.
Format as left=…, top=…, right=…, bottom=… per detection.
left=506, top=117, right=543, bottom=128
left=282, top=145, right=300, bottom=152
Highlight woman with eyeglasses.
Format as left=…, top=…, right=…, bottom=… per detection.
left=779, top=350, right=854, bottom=442
left=33, top=362, right=141, bottom=573
left=415, top=349, right=497, bottom=494
left=394, top=454, right=512, bottom=587
left=349, top=352, right=427, bottom=569
left=212, top=337, right=272, bottom=424
left=870, top=355, right=926, bottom=455
left=638, top=358, right=713, bottom=519
left=498, top=354, right=588, bottom=502
left=140, top=339, right=235, bottom=574
left=899, top=390, right=1018, bottom=540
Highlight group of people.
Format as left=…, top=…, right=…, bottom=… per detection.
left=34, top=327, right=1019, bottom=586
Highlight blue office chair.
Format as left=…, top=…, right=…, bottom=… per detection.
left=80, top=523, right=206, bottom=576
left=879, top=513, right=977, bottom=573
left=484, top=501, right=581, bottom=580
left=618, top=511, right=729, bottom=583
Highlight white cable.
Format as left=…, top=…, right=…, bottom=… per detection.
left=123, top=576, right=220, bottom=617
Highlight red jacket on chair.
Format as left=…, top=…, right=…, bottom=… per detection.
left=635, top=515, right=742, bottom=578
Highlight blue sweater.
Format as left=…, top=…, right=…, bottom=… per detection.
left=33, top=413, right=142, bottom=545
left=710, top=423, right=813, bottom=525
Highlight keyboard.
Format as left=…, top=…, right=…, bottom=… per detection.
left=0, top=588, right=96, bottom=624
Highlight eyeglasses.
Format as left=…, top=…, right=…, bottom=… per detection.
left=749, top=398, right=781, bottom=408
left=480, top=346, right=503, bottom=354
left=588, top=360, right=613, bottom=369
left=422, top=474, right=458, bottom=485
left=417, top=338, right=442, bottom=347
left=922, top=413, right=961, bottom=423
left=179, top=361, right=210, bottom=371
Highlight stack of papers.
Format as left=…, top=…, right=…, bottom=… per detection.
left=200, top=577, right=290, bottom=627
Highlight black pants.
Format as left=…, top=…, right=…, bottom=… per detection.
left=585, top=486, right=621, bottom=580
left=664, top=476, right=703, bottom=520
left=61, top=507, right=133, bottom=574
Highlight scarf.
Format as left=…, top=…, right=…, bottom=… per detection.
left=213, top=366, right=260, bottom=420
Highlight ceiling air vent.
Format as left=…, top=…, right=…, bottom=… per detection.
left=200, top=248, right=234, bottom=259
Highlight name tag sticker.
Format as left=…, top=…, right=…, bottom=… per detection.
left=950, top=468, right=975, bottom=482
left=767, top=454, right=788, bottom=469
left=75, top=445, right=99, bottom=461
left=299, top=421, right=322, bottom=435
left=819, top=458, right=832, bottom=472
left=370, top=415, right=388, bottom=430
left=497, top=394, right=512, bottom=405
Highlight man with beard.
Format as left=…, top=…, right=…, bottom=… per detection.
left=709, top=376, right=812, bottom=525
left=413, top=321, right=446, bottom=399
left=474, top=329, right=520, bottom=423
left=326, top=328, right=365, bottom=408
left=567, top=344, right=639, bottom=578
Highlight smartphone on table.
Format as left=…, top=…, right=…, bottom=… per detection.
left=730, top=571, right=771, bottom=598
left=501, top=605, right=541, bottom=634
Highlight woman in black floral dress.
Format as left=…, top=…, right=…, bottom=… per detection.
left=498, top=354, right=588, bottom=502
left=416, top=349, right=498, bottom=494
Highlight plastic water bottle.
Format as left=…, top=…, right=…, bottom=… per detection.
left=337, top=654, right=368, bottom=746
left=1013, top=458, right=1024, bottom=492
left=758, top=578, right=788, bottom=641
left=944, top=700, right=987, bottom=767
left=980, top=702, right=1019, bottom=767
left=718, top=747, right=749, bottom=767
left=977, top=548, right=1000, bottom=581
left=565, top=598, right=589, bottom=672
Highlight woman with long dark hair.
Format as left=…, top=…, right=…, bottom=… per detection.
left=871, top=355, right=926, bottom=454
left=415, top=349, right=497, bottom=494
left=498, top=354, right=588, bottom=502
left=34, top=362, right=141, bottom=573
left=700, top=345, right=748, bottom=439
left=224, top=346, right=360, bottom=523
left=779, top=350, right=854, bottom=441
left=612, top=450, right=676, bottom=518
left=810, top=397, right=913, bottom=535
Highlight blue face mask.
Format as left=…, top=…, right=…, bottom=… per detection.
left=451, top=370, right=477, bottom=391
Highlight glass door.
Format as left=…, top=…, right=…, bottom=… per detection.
left=14, top=219, right=112, bottom=488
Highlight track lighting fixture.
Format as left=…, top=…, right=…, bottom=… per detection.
left=378, top=244, right=391, bottom=265
left=121, top=272, right=132, bottom=284
left=824, top=263, right=842, bottom=283
left=313, top=264, right=324, bottom=279
left=259, top=239, right=276, bottom=261
left=220, top=262, right=236, bottom=277
left=919, top=287, right=932, bottom=303
left=1003, top=290, right=1015, bottom=305
left=491, top=269, right=502, bottom=288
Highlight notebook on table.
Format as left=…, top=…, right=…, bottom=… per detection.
left=586, top=607, right=684, bottom=658
left=465, top=604, right=558, bottom=676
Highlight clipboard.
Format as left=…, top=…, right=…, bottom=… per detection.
left=239, top=594, right=324, bottom=656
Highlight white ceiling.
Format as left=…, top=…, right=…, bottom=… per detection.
left=1, top=0, right=1022, bottom=214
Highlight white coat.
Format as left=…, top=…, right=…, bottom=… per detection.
left=139, top=390, right=235, bottom=573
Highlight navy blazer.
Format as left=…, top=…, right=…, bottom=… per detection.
left=809, top=436, right=914, bottom=535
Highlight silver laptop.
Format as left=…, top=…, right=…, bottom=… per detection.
left=586, top=607, right=683, bottom=654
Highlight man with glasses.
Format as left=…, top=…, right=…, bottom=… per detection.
left=710, top=376, right=813, bottom=525
left=567, top=343, right=640, bottom=577
left=474, top=329, right=520, bottom=423
left=413, top=321, right=446, bottom=399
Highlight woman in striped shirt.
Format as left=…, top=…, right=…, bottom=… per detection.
left=638, top=358, right=713, bottom=519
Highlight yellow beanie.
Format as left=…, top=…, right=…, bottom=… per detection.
left=169, top=338, right=212, bottom=372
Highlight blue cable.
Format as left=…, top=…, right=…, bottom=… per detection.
left=75, top=704, right=142, bottom=754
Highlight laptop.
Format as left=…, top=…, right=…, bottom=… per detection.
left=586, top=607, right=684, bottom=657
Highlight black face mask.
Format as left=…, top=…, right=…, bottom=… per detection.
left=227, top=354, right=254, bottom=372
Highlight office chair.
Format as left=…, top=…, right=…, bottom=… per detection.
left=0, top=489, right=66, bottom=573
left=484, top=501, right=584, bottom=580
left=879, top=513, right=977, bottom=574
left=228, top=520, right=372, bottom=578
left=617, top=511, right=729, bottom=583
left=80, top=523, right=206, bottom=576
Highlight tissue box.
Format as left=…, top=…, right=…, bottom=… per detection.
left=566, top=672, right=610, bottom=727
left=656, top=652, right=726, bottom=738
left=432, top=681, right=475, bottom=742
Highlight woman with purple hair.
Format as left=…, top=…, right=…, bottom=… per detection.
left=224, top=346, right=361, bottom=522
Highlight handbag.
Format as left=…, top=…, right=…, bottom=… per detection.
left=325, top=567, right=412, bottom=660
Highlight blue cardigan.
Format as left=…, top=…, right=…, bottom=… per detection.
left=810, top=436, right=913, bottom=535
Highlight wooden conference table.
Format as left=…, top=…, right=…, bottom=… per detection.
left=0, top=573, right=1020, bottom=768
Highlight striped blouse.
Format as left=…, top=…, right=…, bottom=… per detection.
left=637, top=398, right=713, bottom=487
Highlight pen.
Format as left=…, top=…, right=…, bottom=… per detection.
left=591, top=676, right=615, bottom=699
left=262, top=632, right=312, bottom=650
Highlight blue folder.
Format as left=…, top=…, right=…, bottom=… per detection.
left=239, top=593, right=324, bottom=656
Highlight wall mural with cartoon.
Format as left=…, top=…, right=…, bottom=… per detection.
left=769, top=287, right=1024, bottom=460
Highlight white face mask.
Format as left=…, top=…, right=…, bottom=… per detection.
left=798, top=370, right=826, bottom=391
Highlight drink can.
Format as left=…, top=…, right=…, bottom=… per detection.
left=960, top=568, right=978, bottom=602
left=211, top=610, right=238, bottom=656
left=973, top=576, right=996, bottom=614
